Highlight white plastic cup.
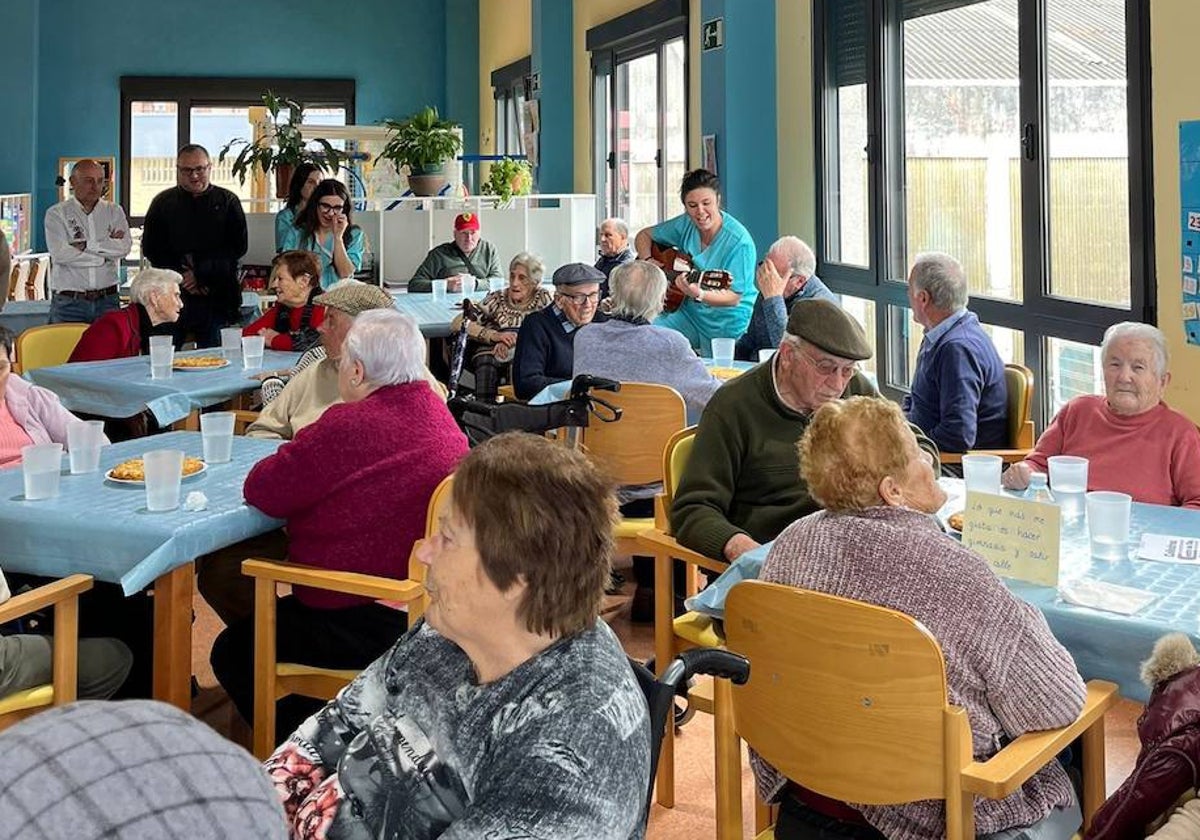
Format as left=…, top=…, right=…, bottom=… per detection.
left=1047, top=455, right=1089, bottom=494
left=962, top=454, right=1003, bottom=495
left=200, top=411, right=236, bottom=464
left=66, top=420, right=105, bottom=474
left=460, top=276, right=477, bottom=295
left=241, top=335, right=265, bottom=370
left=21, top=443, right=63, bottom=500
left=220, top=327, right=243, bottom=360
left=144, top=449, right=185, bottom=512
left=711, top=337, right=736, bottom=368
left=758, top=348, right=777, bottom=363
left=1087, top=491, right=1132, bottom=560
left=489, top=278, right=506, bottom=293
left=431, top=279, right=448, bottom=301
left=149, top=339, right=173, bottom=380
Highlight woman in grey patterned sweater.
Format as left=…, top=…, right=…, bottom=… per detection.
left=265, top=433, right=651, bottom=839
left=757, top=397, right=1087, bottom=840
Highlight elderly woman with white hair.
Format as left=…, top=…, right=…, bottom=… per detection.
left=1002, top=321, right=1200, bottom=507
left=211, top=308, right=468, bottom=741
left=68, top=267, right=183, bottom=361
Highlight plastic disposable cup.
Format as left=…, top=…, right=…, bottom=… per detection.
left=1048, top=455, right=1088, bottom=494
left=711, top=338, right=736, bottom=368
left=962, top=454, right=1003, bottom=495
left=460, top=276, right=477, bottom=295
left=431, top=279, right=448, bottom=301
left=1087, top=491, right=1132, bottom=560
left=144, top=449, right=185, bottom=512
left=200, top=411, right=236, bottom=464
left=67, top=419, right=105, bottom=474
left=758, top=348, right=777, bottom=363
left=221, top=327, right=243, bottom=360
left=21, top=443, right=63, bottom=500
left=149, top=340, right=173, bottom=380
left=489, top=278, right=506, bottom=293
left=241, top=335, right=265, bottom=370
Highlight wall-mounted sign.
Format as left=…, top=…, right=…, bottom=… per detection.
left=702, top=18, right=724, bottom=52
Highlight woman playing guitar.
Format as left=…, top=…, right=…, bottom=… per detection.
left=633, top=169, right=758, bottom=355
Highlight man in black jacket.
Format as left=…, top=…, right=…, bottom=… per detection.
left=142, top=144, right=248, bottom=348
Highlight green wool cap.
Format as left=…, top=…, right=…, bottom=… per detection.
left=785, top=299, right=873, bottom=361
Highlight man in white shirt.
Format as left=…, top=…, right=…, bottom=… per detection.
left=44, top=160, right=131, bottom=323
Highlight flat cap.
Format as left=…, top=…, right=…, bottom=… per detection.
left=551, top=262, right=605, bottom=287
left=313, top=280, right=396, bottom=316
left=786, top=299, right=872, bottom=361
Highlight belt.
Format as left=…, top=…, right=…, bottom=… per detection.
left=56, top=285, right=119, bottom=301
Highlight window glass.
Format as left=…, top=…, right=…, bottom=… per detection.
left=614, top=53, right=660, bottom=232
left=190, top=106, right=255, bottom=207
left=837, top=295, right=877, bottom=378
left=825, top=0, right=869, bottom=268
left=129, top=101, right=178, bottom=218
left=663, top=37, right=688, bottom=200
left=1046, top=336, right=1102, bottom=418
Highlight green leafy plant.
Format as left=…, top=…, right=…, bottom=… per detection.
left=378, top=106, right=463, bottom=175
left=482, top=157, right=534, bottom=205
left=218, top=90, right=345, bottom=184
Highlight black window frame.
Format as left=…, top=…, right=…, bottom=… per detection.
left=491, top=56, right=531, bottom=157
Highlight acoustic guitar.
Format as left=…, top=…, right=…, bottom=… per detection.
left=650, top=242, right=734, bottom=312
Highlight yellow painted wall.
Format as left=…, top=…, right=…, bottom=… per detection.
left=478, top=0, right=532, bottom=156
left=777, top=0, right=815, bottom=243
left=1152, top=0, right=1200, bottom=421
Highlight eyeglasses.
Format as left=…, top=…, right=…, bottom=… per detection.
left=558, top=291, right=601, bottom=306
left=317, top=202, right=345, bottom=214
left=797, top=345, right=860, bottom=378
left=176, top=164, right=211, bottom=176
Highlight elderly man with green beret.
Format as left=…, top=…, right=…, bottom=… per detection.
left=671, top=299, right=938, bottom=562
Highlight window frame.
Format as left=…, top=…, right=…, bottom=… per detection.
left=491, top=56, right=531, bottom=158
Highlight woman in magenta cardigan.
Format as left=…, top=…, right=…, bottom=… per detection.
left=210, top=308, right=468, bottom=742
left=1002, top=322, right=1200, bottom=507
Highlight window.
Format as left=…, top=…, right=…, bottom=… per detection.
left=491, top=57, right=531, bottom=159
left=814, top=0, right=1151, bottom=428
left=589, top=0, right=689, bottom=232
left=120, top=77, right=355, bottom=224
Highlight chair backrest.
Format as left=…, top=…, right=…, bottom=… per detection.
left=15, top=323, right=89, bottom=374
left=580, top=383, right=687, bottom=486
left=662, top=426, right=697, bottom=505
left=724, top=580, right=965, bottom=806
left=405, top=474, right=454, bottom=616
left=1005, top=363, right=1035, bottom=449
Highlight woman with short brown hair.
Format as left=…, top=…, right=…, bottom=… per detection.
left=243, top=250, right=325, bottom=352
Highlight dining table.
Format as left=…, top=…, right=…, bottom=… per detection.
left=26, top=348, right=300, bottom=428
left=0, top=430, right=284, bottom=709
left=0, top=300, right=51, bottom=335
left=390, top=289, right=489, bottom=338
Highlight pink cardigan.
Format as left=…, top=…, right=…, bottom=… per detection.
left=1026, top=395, right=1200, bottom=508
left=1, top=376, right=107, bottom=464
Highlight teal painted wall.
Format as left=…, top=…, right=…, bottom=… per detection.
left=0, top=0, right=38, bottom=195
left=531, top=0, right=574, bottom=193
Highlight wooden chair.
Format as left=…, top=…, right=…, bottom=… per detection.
left=941, top=363, right=1036, bottom=467
left=13, top=323, right=89, bottom=375
left=243, top=475, right=452, bottom=759
left=232, top=410, right=260, bottom=435
left=723, top=580, right=1119, bottom=839
left=0, top=574, right=94, bottom=730
left=635, top=427, right=746, bottom=835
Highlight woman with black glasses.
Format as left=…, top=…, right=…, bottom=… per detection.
left=280, top=179, right=364, bottom=289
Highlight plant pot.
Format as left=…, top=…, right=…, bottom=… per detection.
left=274, top=164, right=294, bottom=199
left=408, top=164, right=447, bottom=197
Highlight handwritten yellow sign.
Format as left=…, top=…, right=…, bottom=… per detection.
left=961, top=491, right=1061, bottom=586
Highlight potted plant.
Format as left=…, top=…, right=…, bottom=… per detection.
left=378, top=106, right=463, bottom=196
left=219, top=90, right=345, bottom=198
left=482, top=157, right=533, bottom=206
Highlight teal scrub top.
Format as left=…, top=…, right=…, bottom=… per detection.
left=279, top=225, right=365, bottom=289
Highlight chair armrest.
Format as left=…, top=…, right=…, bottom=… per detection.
left=241, top=559, right=424, bottom=603
left=233, top=410, right=260, bottom=435
left=637, top=528, right=729, bottom=576
left=0, top=574, right=93, bottom=624
left=960, top=680, right=1119, bottom=799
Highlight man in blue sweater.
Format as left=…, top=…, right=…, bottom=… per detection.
left=512, top=263, right=608, bottom=399
left=903, top=252, right=1008, bottom=456
left=734, top=236, right=837, bottom=361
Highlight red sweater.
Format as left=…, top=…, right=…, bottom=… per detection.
left=69, top=306, right=143, bottom=362
left=1026, top=395, right=1200, bottom=508
left=242, top=302, right=326, bottom=351
left=243, top=381, right=467, bottom=609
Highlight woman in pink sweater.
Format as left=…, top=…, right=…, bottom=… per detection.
left=1002, top=322, right=1200, bottom=507
left=211, top=309, right=467, bottom=743
left=758, top=397, right=1086, bottom=840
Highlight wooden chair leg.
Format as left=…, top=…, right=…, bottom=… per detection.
left=51, top=596, right=79, bottom=706
left=653, top=551, right=676, bottom=808
left=754, top=794, right=775, bottom=834
left=1081, top=716, right=1107, bottom=831
left=252, top=576, right=277, bottom=760
left=656, top=717, right=676, bottom=809
left=714, top=676, right=743, bottom=840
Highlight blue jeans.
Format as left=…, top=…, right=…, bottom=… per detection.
left=48, top=292, right=120, bottom=324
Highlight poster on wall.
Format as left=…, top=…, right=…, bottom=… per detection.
left=1179, top=121, right=1200, bottom=345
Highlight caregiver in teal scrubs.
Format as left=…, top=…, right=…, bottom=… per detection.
left=633, top=169, right=757, bottom=355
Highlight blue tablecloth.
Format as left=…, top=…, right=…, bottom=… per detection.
left=391, top=291, right=488, bottom=338
left=0, top=300, right=50, bottom=335
left=26, top=349, right=300, bottom=426
left=687, top=479, right=1200, bottom=703
left=0, top=431, right=283, bottom=596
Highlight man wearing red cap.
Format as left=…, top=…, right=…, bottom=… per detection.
left=408, top=212, right=502, bottom=293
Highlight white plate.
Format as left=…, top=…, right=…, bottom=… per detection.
left=172, top=358, right=230, bottom=371
left=104, top=462, right=208, bottom=485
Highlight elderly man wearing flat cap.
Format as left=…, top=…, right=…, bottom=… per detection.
left=512, top=262, right=610, bottom=400
left=671, top=299, right=938, bottom=562
left=408, top=212, right=502, bottom=293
